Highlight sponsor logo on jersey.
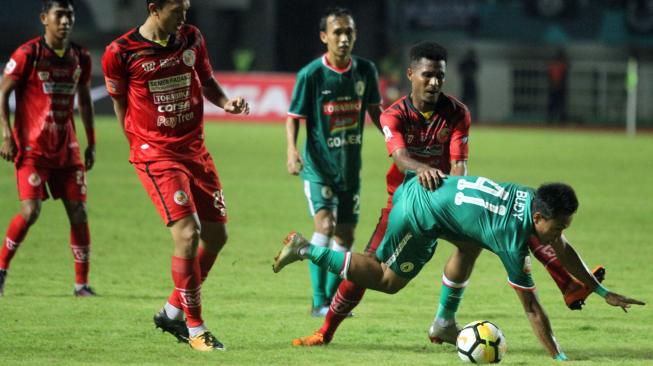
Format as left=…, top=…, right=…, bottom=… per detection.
left=157, top=100, right=191, bottom=113
left=4, top=58, right=17, bottom=74
left=160, top=57, right=181, bottom=68
left=52, top=97, right=71, bottom=106
left=142, top=61, right=156, bottom=72
left=322, top=100, right=362, bottom=115
left=42, top=82, right=76, bottom=95
left=173, top=190, right=190, bottom=206
left=321, top=90, right=332, bottom=95
left=104, top=77, right=124, bottom=94
left=382, top=126, right=393, bottom=142
left=321, top=186, right=333, bottom=199
left=52, top=68, right=72, bottom=78
left=182, top=50, right=196, bottom=67
left=326, top=134, right=361, bottom=148
left=385, top=233, right=413, bottom=267
left=523, top=255, right=532, bottom=274
left=38, top=71, right=50, bottom=81
left=28, top=173, right=42, bottom=187
left=512, top=190, right=529, bottom=222
left=156, top=111, right=195, bottom=128
left=153, top=89, right=190, bottom=104
left=148, top=73, right=191, bottom=92
left=437, top=127, right=451, bottom=143
left=400, top=262, right=415, bottom=273
left=355, top=81, right=365, bottom=96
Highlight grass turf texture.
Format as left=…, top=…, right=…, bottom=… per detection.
left=0, top=117, right=651, bottom=365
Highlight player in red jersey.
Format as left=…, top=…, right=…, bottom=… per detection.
left=292, top=42, right=604, bottom=347
left=0, top=0, right=96, bottom=297
left=102, top=0, right=248, bottom=352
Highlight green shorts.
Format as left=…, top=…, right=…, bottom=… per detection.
left=303, top=180, right=360, bottom=224
left=375, top=198, right=438, bottom=279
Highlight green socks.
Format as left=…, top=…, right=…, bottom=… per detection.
left=435, top=275, right=467, bottom=320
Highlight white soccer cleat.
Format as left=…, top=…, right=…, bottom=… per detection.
left=272, top=231, right=308, bottom=273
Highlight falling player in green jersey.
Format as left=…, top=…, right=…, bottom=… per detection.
left=273, top=174, right=645, bottom=360
left=285, top=7, right=383, bottom=316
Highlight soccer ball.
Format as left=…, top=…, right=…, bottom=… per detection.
left=456, top=320, right=507, bottom=363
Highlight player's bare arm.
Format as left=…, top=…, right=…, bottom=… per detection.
left=514, top=288, right=564, bottom=358
left=0, top=76, right=17, bottom=162
left=77, top=81, right=95, bottom=170
left=550, top=234, right=645, bottom=311
left=201, top=77, right=249, bottom=115
left=366, top=104, right=383, bottom=132
left=285, top=116, right=303, bottom=175
left=449, top=159, right=468, bottom=176
left=391, top=148, right=446, bottom=191
left=109, top=95, right=127, bottom=130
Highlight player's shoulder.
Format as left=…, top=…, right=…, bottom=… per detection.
left=351, top=55, right=377, bottom=70
left=179, top=24, right=202, bottom=37
left=12, top=37, right=41, bottom=56
left=438, top=93, right=470, bottom=122
left=68, top=41, right=90, bottom=57
left=296, top=56, right=324, bottom=77
left=382, top=95, right=410, bottom=118
left=105, top=27, right=141, bottom=53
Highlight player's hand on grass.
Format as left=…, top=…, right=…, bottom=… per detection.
left=85, top=145, right=95, bottom=171
left=416, top=166, right=446, bottom=191
left=223, top=97, right=250, bottom=115
left=605, top=292, right=645, bottom=312
left=287, top=148, right=303, bottom=175
left=0, top=135, right=17, bottom=162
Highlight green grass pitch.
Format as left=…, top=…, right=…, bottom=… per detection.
left=0, top=117, right=651, bottom=365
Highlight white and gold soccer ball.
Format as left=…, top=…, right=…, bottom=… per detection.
left=456, top=320, right=507, bottom=363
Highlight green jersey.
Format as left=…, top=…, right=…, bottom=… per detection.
left=288, top=54, right=382, bottom=191
left=392, top=174, right=536, bottom=288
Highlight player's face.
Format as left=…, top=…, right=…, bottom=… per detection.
left=320, top=15, right=356, bottom=59
left=40, top=4, right=75, bottom=41
left=153, top=0, right=190, bottom=35
left=533, top=213, right=572, bottom=244
left=408, top=58, right=446, bottom=105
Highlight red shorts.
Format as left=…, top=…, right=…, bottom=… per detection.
left=134, top=153, right=227, bottom=226
left=364, top=207, right=391, bottom=254
left=16, top=163, right=87, bottom=201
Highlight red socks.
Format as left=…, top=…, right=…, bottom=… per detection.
left=0, top=215, right=30, bottom=270
left=167, top=246, right=218, bottom=310
left=528, top=235, right=572, bottom=292
left=171, top=256, right=203, bottom=327
left=70, top=223, right=91, bottom=284
left=319, top=279, right=366, bottom=342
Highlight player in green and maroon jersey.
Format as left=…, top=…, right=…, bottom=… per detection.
left=285, top=7, right=383, bottom=316
left=273, top=174, right=644, bottom=360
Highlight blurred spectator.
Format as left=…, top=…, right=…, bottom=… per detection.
left=547, top=49, right=569, bottom=124
left=458, top=49, right=478, bottom=119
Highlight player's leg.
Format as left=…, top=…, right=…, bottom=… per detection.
left=62, top=200, right=95, bottom=296
left=429, top=242, right=481, bottom=345
left=527, top=235, right=605, bottom=310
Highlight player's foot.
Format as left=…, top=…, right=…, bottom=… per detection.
left=311, top=305, right=329, bottom=317
left=189, top=330, right=225, bottom=351
left=272, top=231, right=308, bottom=273
left=564, top=266, right=606, bottom=310
left=153, top=309, right=189, bottom=343
left=428, top=320, right=460, bottom=345
left=0, top=269, right=7, bottom=297
left=292, top=332, right=328, bottom=347
left=74, top=285, right=97, bottom=297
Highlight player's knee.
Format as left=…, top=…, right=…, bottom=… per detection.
left=381, top=282, right=404, bottom=294
left=70, top=206, right=88, bottom=224
left=315, top=218, right=336, bottom=236
left=21, top=204, right=41, bottom=225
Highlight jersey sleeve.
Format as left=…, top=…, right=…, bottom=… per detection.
left=380, top=110, right=406, bottom=156
left=449, top=106, right=470, bottom=161
left=79, top=48, right=92, bottom=85
left=3, top=45, right=32, bottom=81
left=288, top=70, right=311, bottom=118
left=498, top=251, right=536, bottom=292
left=366, top=62, right=382, bottom=105
left=101, top=43, right=128, bottom=97
left=193, top=28, right=213, bottom=82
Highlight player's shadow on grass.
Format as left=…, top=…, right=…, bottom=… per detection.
left=521, top=346, right=653, bottom=361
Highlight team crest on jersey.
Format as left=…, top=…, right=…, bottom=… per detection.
left=142, top=61, right=156, bottom=72
left=437, top=127, right=451, bottom=143
left=173, top=190, right=190, bottom=206
left=4, top=58, right=17, bottom=74
left=182, top=50, right=196, bottom=67
left=321, top=186, right=333, bottom=200
left=355, top=81, right=365, bottom=96
left=523, top=255, right=532, bottom=274
left=400, top=262, right=414, bottom=273
left=38, top=71, right=50, bottom=81
left=28, top=173, right=41, bottom=187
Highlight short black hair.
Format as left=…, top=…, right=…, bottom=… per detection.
left=42, top=0, right=74, bottom=12
left=410, top=41, right=448, bottom=66
left=146, top=0, right=171, bottom=10
left=319, top=7, right=354, bottom=32
left=532, top=183, right=578, bottom=219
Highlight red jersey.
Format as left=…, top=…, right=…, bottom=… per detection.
left=380, top=93, right=470, bottom=202
left=101, top=25, right=214, bottom=163
left=4, top=37, right=91, bottom=168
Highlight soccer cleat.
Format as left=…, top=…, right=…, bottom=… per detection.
left=292, top=332, right=328, bottom=347
left=311, top=305, right=329, bottom=317
left=153, top=309, right=189, bottom=343
left=0, top=269, right=6, bottom=297
left=564, top=266, right=606, bottom=310
left=189, top=331, right=225, bottom=351
left=428, top=321, right=460, bottom=345
left=74, top=285, right=97, bottom=297
left=272, top=231, right=308, bottom=273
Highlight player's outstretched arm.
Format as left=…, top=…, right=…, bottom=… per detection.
left=391, top=148, right=446, bottom=191
left=514, top=289, right=567, bottom=360
left=202, top=77, right=249, bottom=115
left=77, top=82, right=96, bottom=170
left=285, top=116, right=303, bottom=175
left=0, top=76, right=18, bottom=162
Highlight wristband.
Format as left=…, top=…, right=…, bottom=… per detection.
left=554, top=352, right=568, bottom=361
left=594, top=284, right=610, bottom=298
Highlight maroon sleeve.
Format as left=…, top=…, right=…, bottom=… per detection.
left=3, top=44, right=31, bottom=81
left=449, top=106, right=471, bottom=161
left=101, top=43, right=128, bottom=96
left=380, top=109, right=406, bottom=156
left=79, top=47, right=92, bottom=85
left=194, top=28, right=213, bottom=82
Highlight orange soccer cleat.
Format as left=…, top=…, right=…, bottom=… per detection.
left=564, top=266, right=606, bottom=310
left=292, top=332, right=328, bottom=347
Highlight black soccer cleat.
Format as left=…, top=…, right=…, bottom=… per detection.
left=153, top=309, right=189, bottom=343
left=74, top=285, right=97, bottom=297
left=0, top=269, right=7, bottom=297
left=565, top=266, right=606, bottom=310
